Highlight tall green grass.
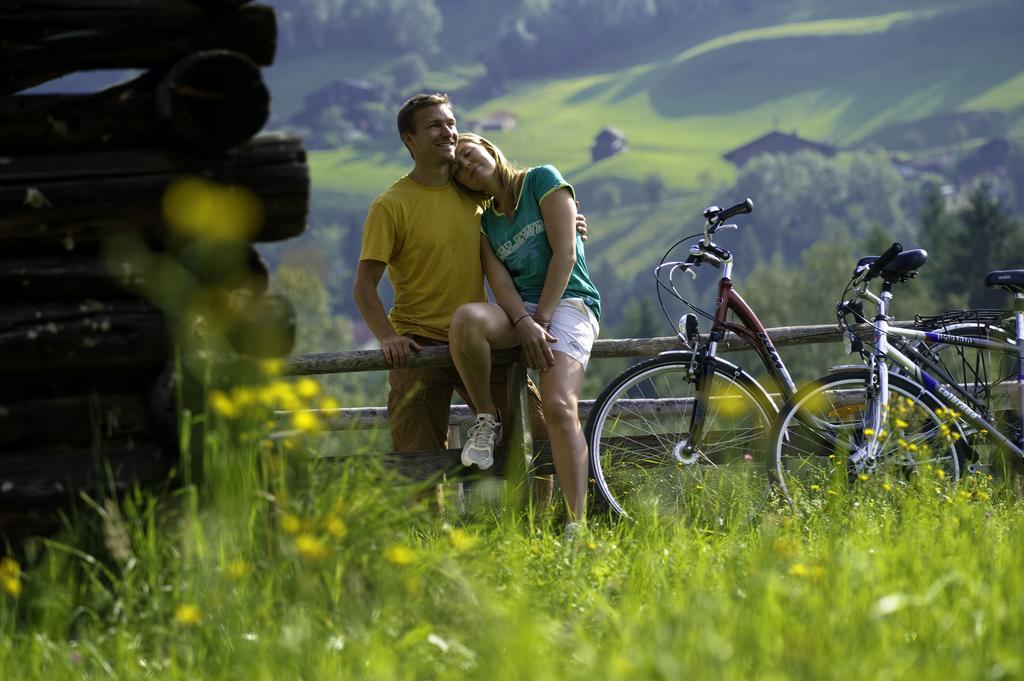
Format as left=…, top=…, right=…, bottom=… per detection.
left=3, top=398, right=1023, bottom=679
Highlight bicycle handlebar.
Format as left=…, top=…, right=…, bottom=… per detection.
left=717, top=198, right=754, bottom=224
left=703, top=198, right=753, bottom=228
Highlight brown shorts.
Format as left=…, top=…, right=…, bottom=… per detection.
left=388, top=336, right=545, bottom=453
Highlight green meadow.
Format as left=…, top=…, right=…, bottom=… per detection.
left=3, top=395, right=1023, bottom=679
left=303, top=1, right=1024, bottom=198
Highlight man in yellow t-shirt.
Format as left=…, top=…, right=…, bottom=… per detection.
left=354, top=93, right=545, bottom=452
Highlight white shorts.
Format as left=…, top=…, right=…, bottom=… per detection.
left=523, top=298, right=600, bottom=369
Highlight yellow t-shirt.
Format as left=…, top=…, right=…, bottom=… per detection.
left=359, top=176, right=486, bottom=341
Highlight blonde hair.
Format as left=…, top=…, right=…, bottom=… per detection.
left=452, top=132, right=525, bottom=218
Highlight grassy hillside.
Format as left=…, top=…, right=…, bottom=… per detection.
left=306, top=1, right=1024, bottom=198
left=296, top=2, right=1023, bottom=278
left=264, top=0, right=1024, bottom=330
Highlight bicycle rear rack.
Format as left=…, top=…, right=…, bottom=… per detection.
left=913, top=308, right=1007, bottom=330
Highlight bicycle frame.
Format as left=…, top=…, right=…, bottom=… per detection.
left=684, top=257, right=798, bottom=457
left=859, top=284, right=1024, bottom=462
left=709, top=267, right=798, bottom=398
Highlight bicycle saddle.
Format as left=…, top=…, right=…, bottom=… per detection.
left=985, top=269, right=1024, bottom=292
left=855, top=249, right=928, bottom=278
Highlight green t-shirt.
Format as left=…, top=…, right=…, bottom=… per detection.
left=482, top=165, right=602, bottom=321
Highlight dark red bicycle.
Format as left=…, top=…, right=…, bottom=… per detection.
left=585, top=198, right=799, bottom=520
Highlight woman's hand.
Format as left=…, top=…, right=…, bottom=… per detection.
left=515, top=318, right=557, bottom=371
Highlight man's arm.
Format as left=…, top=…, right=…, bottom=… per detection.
left=353, top=259, right=422, bottom=367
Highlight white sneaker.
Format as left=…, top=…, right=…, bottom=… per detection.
left=461, top=414, right=501, bottom=470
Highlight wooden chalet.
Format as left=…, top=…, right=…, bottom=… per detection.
left=723, top=131, right=837, bottom=168
left=591, top=127, right=628, bottom=162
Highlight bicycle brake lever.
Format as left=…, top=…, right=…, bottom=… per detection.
left=717, top=223, right=738, bottom=231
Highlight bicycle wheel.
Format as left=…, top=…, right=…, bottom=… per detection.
left=770, top=368, right=964, bottom=502
left=585, top=353, right=777, bottom=520
left=909, top=322, right=1017, bottom=473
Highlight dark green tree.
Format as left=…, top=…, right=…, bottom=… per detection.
left=955, top=183, right=1024, bottom=309
left=917, top=181, right=963, bottom=308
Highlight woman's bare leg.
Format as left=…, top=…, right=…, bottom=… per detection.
left=539, top=352, right=588, bottom=522
left=449, top=303, right=519, bottom=418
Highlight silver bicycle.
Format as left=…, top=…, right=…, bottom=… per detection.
left=769, top=243, right=1023, bottom=501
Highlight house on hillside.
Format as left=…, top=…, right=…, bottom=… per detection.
left=889, top=153, right=953, bottom=181
left=289, top=78, right=391, bottom=137
left=723, top=131, right=836, bottom=168
left=465, top=110, right=518, bottom=132
left=956, top=138, right=1010, bottom=184
left=591, top=127, right=628, bottom=162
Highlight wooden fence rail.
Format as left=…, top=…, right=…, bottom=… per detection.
left=273, top=321, right=904, bottom=485
left=281, top=321, right=885, bottom=376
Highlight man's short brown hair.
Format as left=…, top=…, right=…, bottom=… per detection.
left=396, top=92, right=451, bottom=139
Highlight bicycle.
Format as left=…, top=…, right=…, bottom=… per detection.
left=585, top=198, right=801, bottom=520
left=769, top=243, right=1024, bottom=501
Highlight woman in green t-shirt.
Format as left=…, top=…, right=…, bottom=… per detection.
left=448, top=132, right=601, bottom=533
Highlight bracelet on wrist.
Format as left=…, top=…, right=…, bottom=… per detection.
left=533, top=317, right=551, bottom=328
left=512, top=313, right=531, bottom=326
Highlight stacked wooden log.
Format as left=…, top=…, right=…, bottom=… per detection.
left=0, top=0, right=309, bottom=536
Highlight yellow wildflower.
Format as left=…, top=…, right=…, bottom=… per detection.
left=295, top=377, right=321, bottom=400
left=788, top=563, right=809, bottom=577
left=208, top=390, right=237, bottom=418
left=324, top=515, right=348, bottom=539
left=0, top=557, right=19, bottom=578
left=280, top=513, right=302, bottom=534
left=320, top=396, right=341, bottom=411
left=294, top=534, right=329, bottom=561
left=261, top=358, right=283, bottom=376
left=291, top=411, right=324, bottom=433
left=174, top=603, right=202, bottom=625
left=232, top=387, right=258, bottom=407
left=162, top=176, right=262, bottom=242
left=2, top=557, right=22, bottom=597
left=882, top=482, right=893, bottom=492
left=857, top=473, right=869, bottom=481
left=809, top=484, right=821, bottom=491
left=448, top=528, right=477, bottom=551
left=2, top=575, right=21, bottom=598
left=862, top=428, right=875, bottom=436
left=894, top=419, right=909, bottom=429
left=384, top=544, right=416, bottom=566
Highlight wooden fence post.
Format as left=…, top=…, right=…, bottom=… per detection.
left=502, top=360, right=534, bottom=512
